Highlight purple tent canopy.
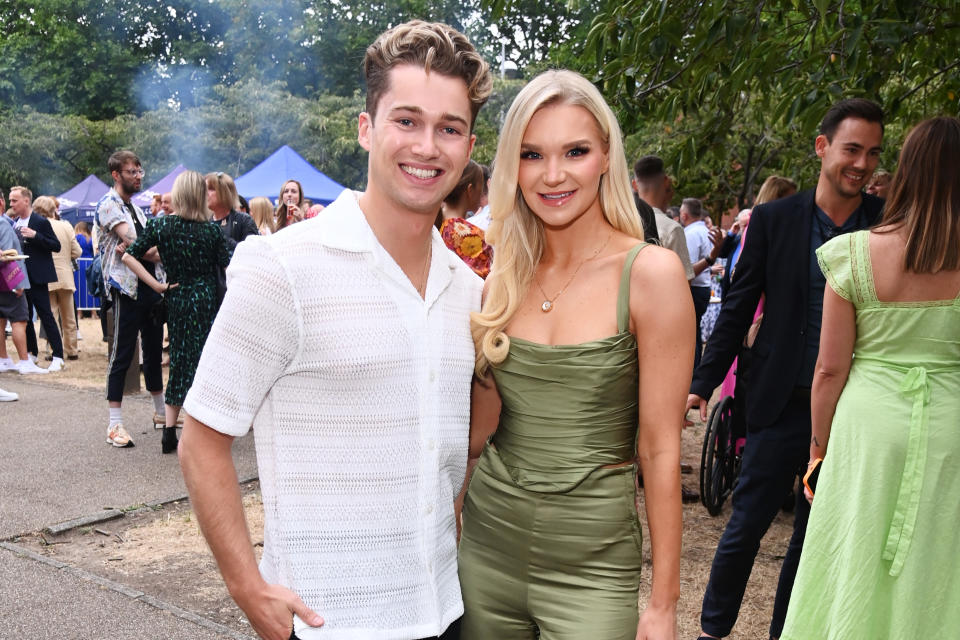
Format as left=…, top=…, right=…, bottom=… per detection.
left=57, top=174, right=111, bottom=224
left=132, top=164, right=188, bottom=209
left=234, top=146, right=345, bottom=205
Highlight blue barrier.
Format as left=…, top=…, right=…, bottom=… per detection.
left=74, top=257, right=100, bottom=311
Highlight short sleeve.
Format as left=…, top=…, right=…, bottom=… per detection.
left=816, top=233, right=856, bottom=302
left=183, top=236, right=301, bottom=436
left=96, top=198, right=127, bottom=233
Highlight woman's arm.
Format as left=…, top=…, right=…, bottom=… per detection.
left=454, top=373, right=501, bottom=540
left=632, top=246, right=691, bottom=640
left=809, top=286, right=856, bottom=463
left=120, top=251, right=174, bottom=295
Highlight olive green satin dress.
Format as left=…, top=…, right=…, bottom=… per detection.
left=459, top=243, right=648, bottom=640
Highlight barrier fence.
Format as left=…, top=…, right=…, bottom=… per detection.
left=74, top=256, right=100, bottom=312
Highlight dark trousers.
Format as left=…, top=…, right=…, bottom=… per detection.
left=700, top=390, right=811, bottom=638
left=290, top=617, right=460, bottom=640
left=691, top=285, right=711, bottom=370
left=106, top=288, right=164, bottom=402
left=24, top=282, right=63, bottom=359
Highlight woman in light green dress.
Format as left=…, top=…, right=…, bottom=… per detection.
left=781, top=116, right=960, bottom=639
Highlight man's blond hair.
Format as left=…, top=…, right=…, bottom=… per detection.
left=10, top=185, right=32, bottom=202
left=363, top=20, right=492, bottom=128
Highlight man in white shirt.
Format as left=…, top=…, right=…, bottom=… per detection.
left=179, top=21, right=492, bottom=640
left=680, top=197, right=722, bottom=368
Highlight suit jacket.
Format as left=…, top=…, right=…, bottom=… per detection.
left=19, top=213, right=61, bottom=284
left=49, top=218, right=82, bottom=291
left=717, top=232, right=741, bottom=298
left=218, top=210, right=259, bottom=252
left=690, top=189, right=884, bottom=428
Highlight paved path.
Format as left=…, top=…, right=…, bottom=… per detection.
left=0, top=374, right=258, bottom=639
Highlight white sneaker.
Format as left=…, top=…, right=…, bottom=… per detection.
left=17, top=360, right=49, bottom=375
left=0, top=388, right=18, bottom=401
left=28, top=353, right=37, bottom=363
left=107, top=423, right=134, bottom=448
left=48, top=357, right=64, bottom=372
left=0, top=358, right=15, bottom=372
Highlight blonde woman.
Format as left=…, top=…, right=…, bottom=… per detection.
left=459, top=70, right=690, bottom=640
left=121, top=171, right=231, bottom=454
left=247, top=196, right=275, bottom=235
left=32, top=196, right=81, bottom=360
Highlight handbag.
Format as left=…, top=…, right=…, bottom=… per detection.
left=0, top=259, right=26, bottom=292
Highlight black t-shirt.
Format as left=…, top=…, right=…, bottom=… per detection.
left=124, top=201, right=160, bottom=305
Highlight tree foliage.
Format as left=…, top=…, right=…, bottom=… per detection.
left=582, top=0, right=960, bottom=209
left=0, top=76, right=523, bottom=198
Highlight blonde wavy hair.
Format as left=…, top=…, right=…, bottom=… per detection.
left=472, top=69, right=644, bottom=375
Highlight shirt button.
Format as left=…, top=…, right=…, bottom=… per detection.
left=429, top=371, right=436, bottom=383
left=425, top=504, right=433, bottom=514
left=427, top=438, right=436, bottom=450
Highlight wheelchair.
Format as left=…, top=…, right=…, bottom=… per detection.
left=699, top=352, right=750, bottom=516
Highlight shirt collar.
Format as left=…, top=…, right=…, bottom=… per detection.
left=313, top=190, right=460, bottom=300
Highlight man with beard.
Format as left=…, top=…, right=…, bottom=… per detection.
left=95, top=151, right=165, bottom=448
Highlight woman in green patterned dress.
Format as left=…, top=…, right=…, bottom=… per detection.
left=121, top=170, right=231, bottom=454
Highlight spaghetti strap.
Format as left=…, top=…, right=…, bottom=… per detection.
left=617, top=243, right=648, bottom=333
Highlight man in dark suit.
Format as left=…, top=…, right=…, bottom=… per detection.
left=687, top=99, right=885, bottom=640
left=9, top=186, right=64, bottom=372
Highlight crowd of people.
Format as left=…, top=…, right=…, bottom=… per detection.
left=0, top=162, right=323, bottom=416
left=2, top=18, right=957, bottom=640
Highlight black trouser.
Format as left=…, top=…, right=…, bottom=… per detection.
left=106, top=288, right=164, bottom=402
left=290, top=617, right=461, bottom=640
left=700, top=389, right=811, bottom=639
left=24, top=281, right=63, bottom=359
left=690, top=285, right=711, bottom=370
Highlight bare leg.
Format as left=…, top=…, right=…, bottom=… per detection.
left=165, top=404, right=182, bottom=429
left=162, top=403, right=180, bottom=454
left=11, top=321, right=28, bottom=360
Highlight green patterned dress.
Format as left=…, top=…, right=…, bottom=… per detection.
left=781, top=230, right=960, bottom=639
left=127, top=216, right=231, bottom=406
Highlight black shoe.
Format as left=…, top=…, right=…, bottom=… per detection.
left=161, top=427, right=179, bottom=454
left=67, top=355, right=79, bottom=360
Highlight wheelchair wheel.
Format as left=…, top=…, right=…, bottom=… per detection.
left=700, top=396, right=736, bottom=516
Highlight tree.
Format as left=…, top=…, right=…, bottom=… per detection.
left=583, top=0, right=959, bottom=208
left=484, top=0, right=958, bottom=211
left=0, top=0, right=228, bottom=118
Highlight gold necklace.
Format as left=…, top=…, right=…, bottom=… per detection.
left=416, top=240, right=432, bottom=299
left=535, top=232, right=613, bottom=313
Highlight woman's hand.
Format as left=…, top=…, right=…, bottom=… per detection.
left=636, top=602, right=677, bottom=640
left=153, top=282, right=179, bottom=295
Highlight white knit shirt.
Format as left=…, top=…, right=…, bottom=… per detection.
left=184, top=190, right=482, bottom=639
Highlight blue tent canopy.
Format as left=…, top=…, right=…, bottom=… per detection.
left=132, top=164, right=188, bottom=210
left=234, top=145, right=345, bottom=205
left=57, top=174, right=110, bottom=225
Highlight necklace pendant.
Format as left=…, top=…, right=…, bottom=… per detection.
left=541, top=300, right=553, bottom=313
